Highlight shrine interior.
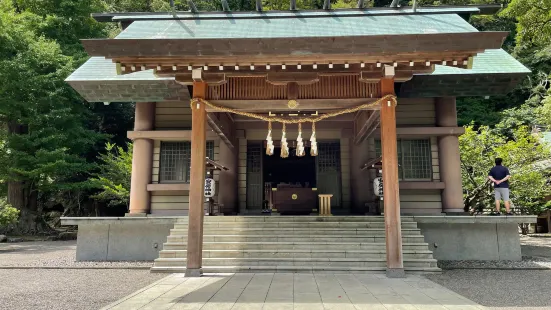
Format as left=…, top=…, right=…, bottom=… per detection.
left=263, top=147, right=316, bottom=189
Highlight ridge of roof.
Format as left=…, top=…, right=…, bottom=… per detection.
left=92, top=5, right=504, bottom=22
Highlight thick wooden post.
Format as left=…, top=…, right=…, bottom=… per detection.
left=380, top=77, right=405, bottom=278
left=435, top=97, right=464, bottom=213
left=186, top=81, right=207, bottom=277
left=128, top=102, right=155, bottom=215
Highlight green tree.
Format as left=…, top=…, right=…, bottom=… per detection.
left=460, top=125, right=551, bottom=214
left=0, top=4, right=105, bottom=232
left=501, top=0, right=551, bottom=50
left=0, top=198, right=19, bottom=227
left=91, top=142, right=133, bottom=208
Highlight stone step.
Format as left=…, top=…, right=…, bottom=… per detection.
left=162, top=242, right=431, bottom=251
left=167, top=235, right=426, bottom=243
left=180, top=216, right=416, bottom=223
left=153, top=257, right=438, bottom=268
left=159, top=249, right=435, bottom=259
left=150, top=265, right=442, bottom=274
left=173, top=222, right=418, bottom=229
left=168, top=228, right=421, bottom=236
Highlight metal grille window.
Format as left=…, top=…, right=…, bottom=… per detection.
left=375, top=139, right=432, bottom=180
left=159, top=141, right=214, bottom=183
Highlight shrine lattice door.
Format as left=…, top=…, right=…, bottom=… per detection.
left=316, top=142, right=342, bottom=209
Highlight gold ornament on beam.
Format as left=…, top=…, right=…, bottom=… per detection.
left=287, top=99, right=298, bottom=109
left=310, top=122, right=318, bottom=156
left=296, top=123, right=305, bottom=157
left=266, top=121, right=274, bottom=156
left=281, top=123, right=289, bottom=158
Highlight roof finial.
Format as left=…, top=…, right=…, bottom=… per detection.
left=323, top=0, right=331, bottom=10
left=357, top=0, right=365, bottom=9
left=390, top=0, right=400, bottom=8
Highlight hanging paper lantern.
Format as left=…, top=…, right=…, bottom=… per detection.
left=281, top=123, right=289, bottom=158
left=296, top=123, right=305, bottom=157
left=310, top=122, right=318, bottom=156
left=266, top=122, right=274, bottom=156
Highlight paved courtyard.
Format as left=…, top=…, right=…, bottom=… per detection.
left=102, top=273, right=486, bottom=310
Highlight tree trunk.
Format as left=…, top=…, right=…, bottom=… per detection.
left=6, top=121, right=41, bottom=234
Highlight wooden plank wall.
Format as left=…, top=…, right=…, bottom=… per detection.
left=150, top=137, right=221, bottom=216
left=359, top=97, right=442, bottom=214
left=396, top=98, right=436, bottom=126
left=366, top=137, right=442, bottom=214
left=155, top=102, right=192, bottom=129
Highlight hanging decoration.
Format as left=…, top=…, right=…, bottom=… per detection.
left=189, top=94, right=397, bottom=158
left=310, top=122, right=318, bottom=156
left=190, top=94, right=396, bottom=124
left=266, top=121, right=274, bottom=156
left=296, top=123, right=305, bottom=157
left=281, top=123, right=289, bottom=158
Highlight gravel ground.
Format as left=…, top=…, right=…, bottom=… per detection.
left=427, top=269, right=551, bottom=310
left=439, top=235, right=551, bottom=270
left=0, top=241, right=152, bottom=268
left=0, top=269, right=166, bottom=310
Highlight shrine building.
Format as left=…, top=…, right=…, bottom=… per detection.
left=62, top=4, right=537, bottom=277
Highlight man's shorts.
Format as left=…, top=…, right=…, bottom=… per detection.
left=494, top=188, right=510, bottom=201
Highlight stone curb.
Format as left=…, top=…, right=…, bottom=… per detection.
left=441, top=266, right=551, bottom=271
left=0, top=266, right=151, bottom=270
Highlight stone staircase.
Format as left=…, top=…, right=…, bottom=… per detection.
left=151, top=216, right=440, bottom=274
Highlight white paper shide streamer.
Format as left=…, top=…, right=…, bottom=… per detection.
left=266, top=122, right=274, bottom=156
left=296, top=123, right=305, bottom=157
left=310, top=123, right=318, bottom=156
left=281, top=123, right=289, bottom=158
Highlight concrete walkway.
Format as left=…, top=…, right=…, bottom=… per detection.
left=101, top=273, right=486, bottom=310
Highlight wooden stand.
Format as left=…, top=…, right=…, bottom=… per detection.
left=319, top=195, right=333, bottom=216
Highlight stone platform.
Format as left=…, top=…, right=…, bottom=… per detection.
left=61, top=215, right=536, bottom=265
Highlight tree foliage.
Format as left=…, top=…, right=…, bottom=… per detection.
left=0, top=198, right=19, bottom=227
left=91, top=143, right=132, bottom=208
left=460, top=125, right=551, bottom=214
left=0, top=0, right=130, bottom=232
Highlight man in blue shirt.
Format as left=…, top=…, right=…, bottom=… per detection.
left=488, top=158, right=512, bottom=215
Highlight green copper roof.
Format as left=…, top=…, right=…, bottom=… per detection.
left=67, top=57, right=167, bottom=81
left=432, top=49, right=530, bottom=75
left=116, top=13, right=476, bottom=40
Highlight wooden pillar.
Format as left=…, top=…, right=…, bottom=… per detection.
left=186, top=81, right=207, bottom=277
left=380, top=77, right=405, bottom=278
left=128, top=102, right=155, bottom=215
left=435, top=97, right=464, bottom=213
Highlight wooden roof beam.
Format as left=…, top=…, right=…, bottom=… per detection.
left=207, top=112, right=235, bottom=150
left=206, top=98, right=380, bottom=112
left=354, top=110, right=380, bottom=145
